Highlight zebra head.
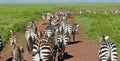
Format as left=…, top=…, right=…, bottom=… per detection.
left=44, top=27, right=54, bottom=38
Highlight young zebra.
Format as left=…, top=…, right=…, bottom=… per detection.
left=9, top=30, right=16, bottom=50
left=98, top=36, right=118, bottom=61
left=64, top=23, right=79, bottom=42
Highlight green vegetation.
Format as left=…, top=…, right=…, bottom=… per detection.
left=0, top=4, right=120, bottom=52
left=71, top=4, right=120, bottom=52
left=0, top=4, right=62, bottom=44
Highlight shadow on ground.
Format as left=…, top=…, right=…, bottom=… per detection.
left=68, top=40, right=81, bottom=45
left=6, top=57, right=12, bottom=61
left=64, top=52, right=73, bottom=60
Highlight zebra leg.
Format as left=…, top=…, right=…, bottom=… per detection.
left=58, top=53, right=64, bottom=61
left=58, top=49, right=62, bottom=61
left=72, top=33, right=75, bottom=42
left=61, top=46, right=65, bottom=61
left=53, top=50, right=57, bottom=61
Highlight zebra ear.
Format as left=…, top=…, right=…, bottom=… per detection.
left=77, top=24, right=79, bottom=27
left=104, top=36, right=109, bottom=40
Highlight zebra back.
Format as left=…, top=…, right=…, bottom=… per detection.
left=98, top=36, right=117, bottom=61
left=39, top=38, right=54, bottom=61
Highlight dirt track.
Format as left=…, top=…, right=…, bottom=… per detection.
left=0, top=12, right=100, bottom=61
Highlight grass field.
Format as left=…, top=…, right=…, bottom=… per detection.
left=0, top=4, right=120, bottom=52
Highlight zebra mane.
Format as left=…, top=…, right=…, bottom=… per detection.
left=101, top=36, right=106, bottom=42
left=100, top=35, right=109, bottom=44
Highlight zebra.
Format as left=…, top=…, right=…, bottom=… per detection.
left=25, top=25, right=35, bottom=53
left=25, top=21, right=41, bottom=53
left=9, top=30, right=17, bottom=50
left=98, top=36, right=118, bottom=61
left=12, top=45, right=24, bottom=61
left=64, top=23, right=79, bottom=42
left=54, top=29, right=69, bottom=61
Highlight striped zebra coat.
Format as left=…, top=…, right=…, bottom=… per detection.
left=98, top=36, right=118, bottom=61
